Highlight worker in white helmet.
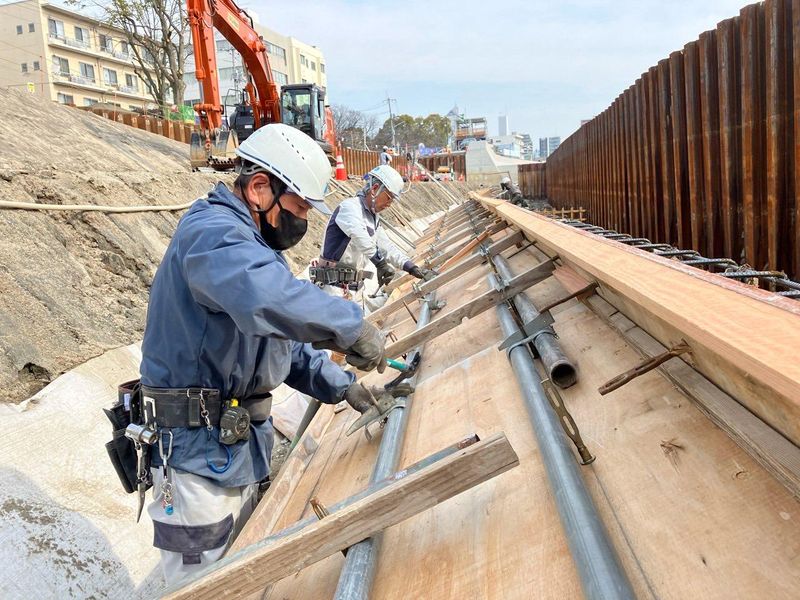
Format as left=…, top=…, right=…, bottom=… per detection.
left=134, top=124, right=387, bottom=585
left=500, top=175, right=524, bottom=206
left=313, top=164, right=437, bottom=309
left=380, top=145, right=392, bottom=165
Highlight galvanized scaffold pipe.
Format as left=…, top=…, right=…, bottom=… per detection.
left=333, top=294, right=435, bottom=600
left=491, top=255, right=577, bottom=388
left=491, top=272, right=636, bottom=600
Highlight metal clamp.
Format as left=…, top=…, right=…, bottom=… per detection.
left=498, top=311, right=555, bottom=351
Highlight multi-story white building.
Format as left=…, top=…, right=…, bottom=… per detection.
left=0, top=1, right=164, bottom=110
left=183, top=22, right=328, bottom=121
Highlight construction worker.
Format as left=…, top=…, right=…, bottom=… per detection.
left=312, top=165, right=436, bottom=310
left=138, top=124, right=385, bottom=585
left=500, top=175, right=525, bottom=206
left=380, top=145, right=392, bottom=165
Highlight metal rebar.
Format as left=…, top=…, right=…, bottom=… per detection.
left=333, top=294, right=435, bottom=600
left=492, top=255, right=578, bottom=388
left=491, top=273, right=636, bottom=600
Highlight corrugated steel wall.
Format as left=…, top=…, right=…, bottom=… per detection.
left=518, top=163, right=547, bottom=198
left=545, top=0, right=799, bottom=279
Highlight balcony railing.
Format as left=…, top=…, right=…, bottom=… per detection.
left=119, top=85, right=139, bottom=94
left=48, top=32, right=91, bottom=50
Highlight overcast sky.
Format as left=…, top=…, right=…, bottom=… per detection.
left=250, top=0, right=749, bottom=142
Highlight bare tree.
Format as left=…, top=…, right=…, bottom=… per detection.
left=331, top=104, right=383, bottom=150
left=69, top=0, right=189, bottom=114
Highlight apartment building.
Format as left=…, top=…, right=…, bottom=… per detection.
left=0, top=1, right=162, bottom=110
left=183, top=22, right=328, bottom=115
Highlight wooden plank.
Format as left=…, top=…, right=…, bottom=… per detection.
left=480, top=198, right=800, bottom=447
left=369, top=230, right=524, bottom=325
left=165, top=433, right=520, bottom=600
left=587, top=294, right=800, bottom=499
left=384, top=259, right=555, bottom=359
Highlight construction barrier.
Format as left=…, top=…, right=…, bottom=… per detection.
left=545, top=0, right=800, bottom=280
left=340, top=147, right=410, bottom=179
left=75, top=105, right=195, bottom=146
left=417, top=153, right=466, bottom=181
left=518, top=163, right=546, bottom=199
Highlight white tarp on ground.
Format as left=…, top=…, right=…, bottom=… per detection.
left=0, top=344, right=162, bottom=600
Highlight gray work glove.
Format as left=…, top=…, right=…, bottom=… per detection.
left=343, top=382, right=374, bottom=413
left=344, top=321, right=387, bottom=373
left=374, top=257, right=396, bottom=287
left=407, top=265, right=438, bottom=282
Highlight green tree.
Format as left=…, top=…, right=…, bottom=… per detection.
left=372, top=113, right=451, bottom=150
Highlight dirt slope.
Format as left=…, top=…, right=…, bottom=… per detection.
left=0, top=89, right=465, bottom=402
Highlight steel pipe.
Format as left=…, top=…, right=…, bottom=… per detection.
left=333, top=294, right=435, bottom=600
left=492, top=255, right=578, bottom=388
left=492, top=273, right=635, bottom=600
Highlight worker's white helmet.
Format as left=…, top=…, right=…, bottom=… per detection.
left=235, top=123, right=332, bottom=214
left=500, top=175, right=511, bottom=185
left=382, top=145, right=388, bottom=151
left=367, top=164, right=405, bottom=197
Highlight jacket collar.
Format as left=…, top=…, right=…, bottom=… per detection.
left=206, top=182, right=259, bottom=233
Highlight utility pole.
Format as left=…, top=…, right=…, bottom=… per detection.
left=385, top=94, right=397, bottom=150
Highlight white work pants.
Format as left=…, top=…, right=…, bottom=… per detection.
left=148, top=468, right=257, bottom=587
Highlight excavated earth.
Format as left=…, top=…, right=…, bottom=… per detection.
left=0, top=88, right=467, bottom=403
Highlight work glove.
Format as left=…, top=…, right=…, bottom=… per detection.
left=343, top=382, right=375, bottom=413
left=407, top=265, right=438, bottom=282
left=374, top=257, right=396, bottom=287
left=344, top=321, right=387, bottom=373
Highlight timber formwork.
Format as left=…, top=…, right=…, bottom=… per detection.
left=173, top=193, right=800, bottom=600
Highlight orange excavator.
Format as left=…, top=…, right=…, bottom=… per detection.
left=186, top=0, right=336, bottom=169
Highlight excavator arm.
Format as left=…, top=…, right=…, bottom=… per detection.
left=187, top=0, right=280, bottom=149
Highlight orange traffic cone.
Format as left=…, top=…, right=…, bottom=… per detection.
left=335, top=152, right=348, bottom=181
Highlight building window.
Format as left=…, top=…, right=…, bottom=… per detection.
left=99, top=34, right=113, bottom=53
left=74, top=26, right=90, bottom=48
left=48, top=18, right=65, bottom=39
left=33, top=61, right=40, bottom=71
left=119, top=41, right=129, bottom=56
left=84, top=98, right=98, bottom=107
left=16, top=25, right=22, bottom=35
left=79, top=62, right=95, bottom=82
left=273, top=70, right=288, bottom=86
left=184, top=98, right=200, bottom=107
left=57, top=92, right=74, bottom=105
left=21, top=63, right=28, bottom=73
left=299, top=54, right=306, bottom=67
left=310, top=61, right=316, bottom=71
left=217, top=40, right=232, bottom=52
left=320, top=63, right=325, bottom=73
left=266, top=42, right=286, bottom=60
left=124, top=73, right=138, bottom=91
left=52, top=56, right=70, bottom=76
left=28, top=23, right=35, bottom=33
left=103, top=67, right=118, bottom=86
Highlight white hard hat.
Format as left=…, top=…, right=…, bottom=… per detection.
left=235, top=123, right=332, bottom=214
left=501, top=175, right=511, bottom=184
left=367, top=164, right=405, bottom=196
left=382, top=145, right=388, bottom=151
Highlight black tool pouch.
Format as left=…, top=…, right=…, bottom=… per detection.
left=104, top=379, right=150, bottom=494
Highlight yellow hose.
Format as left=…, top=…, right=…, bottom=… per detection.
left=0, top=199, right=194, bottom=213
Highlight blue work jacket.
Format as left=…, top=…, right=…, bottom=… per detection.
left=140, top=182, right=362, bottom=487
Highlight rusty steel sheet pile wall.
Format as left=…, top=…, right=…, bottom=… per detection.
left=518, top=163, right=547, bottom=198
left=341, top=147, right=409, bottom=178
left=417, top=153, right=467, bottom=180
left=545, top=0, right=799, bottom=280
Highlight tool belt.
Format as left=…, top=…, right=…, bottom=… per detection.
left=140, top=386, right=273, bottom=427
left=103, top=379, right=148, bottom=495
left=309, top=259, right=373, bottom=290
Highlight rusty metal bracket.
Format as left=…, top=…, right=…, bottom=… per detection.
left=542, top=378, right=595, bottom=465
left=536, top=282, right=599, bottom=314
left=598, top=341, right=692, bottom=395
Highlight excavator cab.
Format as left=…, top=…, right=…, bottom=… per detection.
left=280, top=84, right=333, bottom=156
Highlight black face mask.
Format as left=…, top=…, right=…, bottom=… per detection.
left=255, top=199, right=308, bottom=251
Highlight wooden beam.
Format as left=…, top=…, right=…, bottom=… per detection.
left=385, top=221, right=510, bottom=294
left=414, top=216, right=498, bottom=260
left=479, top=197, right=800, bottom=447
left=384, top=258, right=555, bottom=359
left=369, top=230, right=524, bottom=325
left=164, top=433, right=519, bottom=600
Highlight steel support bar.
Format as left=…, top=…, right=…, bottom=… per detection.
left=492, top=274, right=636, bottom=600
left=492, top=255, right=578, bottom=388
left=333, top=294, right=436, bottom=600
